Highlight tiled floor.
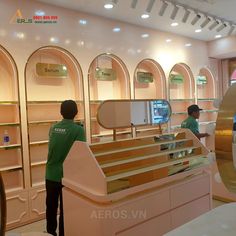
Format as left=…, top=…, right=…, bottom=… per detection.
left=6, top=199, right=227, bottom=234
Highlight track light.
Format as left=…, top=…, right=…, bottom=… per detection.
left=146, top=0, right=156, bottom=13
left=209, top=20, right=219, bottom=30
left=200, top=16, right=211, bottom=28
left=170, top=4, right=179, bottom=20
left=191, top=13, right=201, bottom=25
left=228, top=25, right=235, bottom=35
left=216, top=22, right=227, bottom=32
left=159, top=1, right=168, bottom=16
left=182, top=8, right=191, bottom=23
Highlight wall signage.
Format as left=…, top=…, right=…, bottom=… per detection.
left=36, top=63, right=68, bottom=77
left=170, top=74, right=184, bottom=84
left=95, top=68, right=116, bottom=81
left=197, top=75, right=207, bottom=85
left=137, top=72, right=153, bottom=83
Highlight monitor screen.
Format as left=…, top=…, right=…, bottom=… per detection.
left=150, top=100, right=171, bottom=125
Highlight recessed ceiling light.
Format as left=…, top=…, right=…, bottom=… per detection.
left=113, top=27, right=121, bottom=32
left=79, top=19, right=87, bottom=25
left=215, top=34, right=222, bottom=38
left=195, top=29, right=202, bottom=33
left=50, top=37, right=59, bottom=43
left=104, top=3, right=114, bottom=9
left=15, top=32, right=25, bottom=39
left=141, top=33, right=149, bottom=38
left=65, top=39, right=71, bottom=44
left=141, top=13, right=150, bottom=19
left=35, top=10, right=45, bottom=16
left=171, top=22, right=178, bottom=27
left=166, top=39, right=172, bottom=43
left=185, top=43, right=192, bottom=47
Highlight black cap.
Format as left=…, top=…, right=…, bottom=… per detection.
left=187, top=104, right=203, bottom=115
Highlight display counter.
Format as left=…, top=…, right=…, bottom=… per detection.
left=62, top=129, right=212, bottom=236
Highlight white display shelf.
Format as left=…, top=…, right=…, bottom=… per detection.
left=172, top=112, right=188, bottom=115
left=92, top=130, right=131, bottom=138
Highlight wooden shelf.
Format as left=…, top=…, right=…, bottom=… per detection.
left=90, top=100, right=103, bottom=104
left=200, top=109, right=218, bottom=113
left=169, top=99, right=195, bottom=102
left=105, top=154, right=206, bottom=182
left=27, top=100, right=83, bottom=104
left=197, top=98, right=215, bottom=101
left=0, top=101, right=19, bottom=105
left=95, top=138, right=189, bottom=157
left=0, top=144, right=21, bottom=150
left=199, top=121, right=216, bottom=125
left=32, top=181, right=45, bottom=188
left=30, top=140, right=48, bottom=146
left=0, top=122, right=20, bottom=127
left=92, top=130, right=131, bottom=138
left=28, top=119, right=83, bottom=125
left=31, top=161, right=47, bottom=166
left=0, top=165, right=22, bottom=172
left=172, top=112, right=188, bottom=115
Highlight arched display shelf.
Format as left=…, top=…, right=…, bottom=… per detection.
left=0, top=45, right=23, bottom=193
left=168, top=63, right=195, bottom=130
left=133, top=58, right=167, bottom=136
left=88, top=53, right=131, bottom=143
left=197, top=67, right=218, bottom=127
left=25, top=46, right=84, bottom=190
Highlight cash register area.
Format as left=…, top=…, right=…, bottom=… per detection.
left=1, top=0, right=236, bottom=235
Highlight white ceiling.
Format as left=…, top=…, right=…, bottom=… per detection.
left=37, top=0, right=236, bottom=41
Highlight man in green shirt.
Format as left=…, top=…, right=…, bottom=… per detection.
left=181, top=104, right=209, bottom=139
left=45, top=100, right=85, bottom=236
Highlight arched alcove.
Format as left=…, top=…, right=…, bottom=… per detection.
left=168, top=63, right=195, bottom=129
left=88, top=53, right=130, bottom=143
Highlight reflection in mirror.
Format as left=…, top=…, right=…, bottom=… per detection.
left=97, top=99, right=171, bottom=129
left=215, top=83, right=236, bottom=194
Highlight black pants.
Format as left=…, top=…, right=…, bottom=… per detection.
left=46, top=179, right=64, bottom=236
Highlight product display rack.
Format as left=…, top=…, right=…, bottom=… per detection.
left=88, top=53, right=131, bottom=143
left=25, top=46, right=85, bottom=221
left=0, top=45, right=27, bottom=228
left=62, top=128, right=211, bottom=236
left=168, top=63, right=195, bottom=130
left=134, top=59, right=167, bottom=136
left=197, top=68, right=218, bottom=127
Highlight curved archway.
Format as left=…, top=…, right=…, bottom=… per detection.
left=134, top=59, right=166, bottom=99
left=88, top=53, right=130, bottom=143
left=168, top=63, right=195, bottom=129
left=24, top=46, right=84, bottom=189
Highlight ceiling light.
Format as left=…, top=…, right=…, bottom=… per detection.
left=65, top=39, right=71, bottom=44
left=209, top=20, right=219, bottom=30
left=166, top=39, right=172, bottom=43
left=200, top=16, right=211, bottom=28
left=215, top=34, right=222, bottom=38
left=216, top=22, right=227, bottom=32
left=171, top=22, right=178, bottom=27
left=146, top=0, right=156, bottom=13
left=195, top=29, right=202, bottom=33
left=170, top=4, right=179, bottom=20
left=159, top=1, right=168, bottom=16
left=15, top=32, right=25, bottom=39
left=113, top=27, right=121, bottom=32
left=50, top=37, right=59, bottom=43
left=185, top=43, right=192, bottom=47
left=79, top=19, right=87, bottom=25
left=191, top=14, right=201, bottom=25
left=228, top=25, right=235, bottom=35
left=104, top=3, right=114, bottom=9
left=141, top=33, right=149, bottom=38
left=182, top=9, right=191, bottom=23
left=141, top=13, right=150, bottom=19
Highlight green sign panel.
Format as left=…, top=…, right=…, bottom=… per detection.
left=170, top=74, right=184, bottom=84
left=36, top=63, right=68, bottom=77
left=197, top=75, right=207, bottom=85
left=95, top=68, right=116, bottom=81
left=137, top=72, right=154, bottom=83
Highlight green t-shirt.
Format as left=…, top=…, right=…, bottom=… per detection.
left=45, top=119, right=86, bottom=182
left=181, top=116, right=199, bottom=134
